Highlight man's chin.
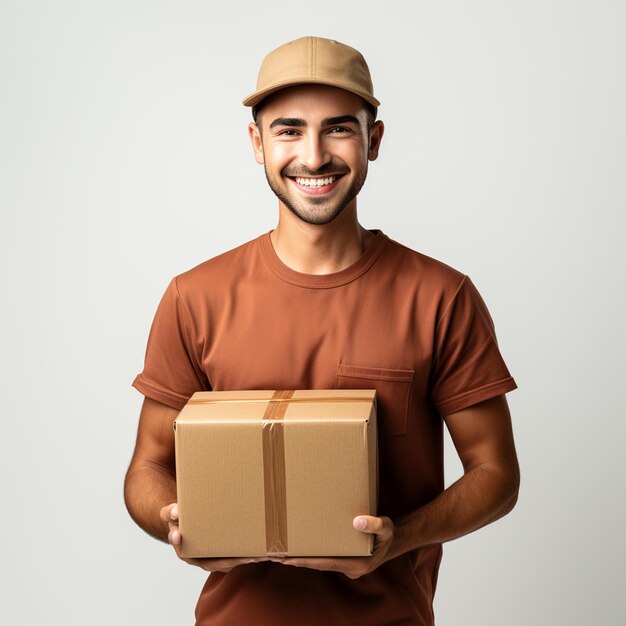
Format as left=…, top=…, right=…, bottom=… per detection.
left=266, top=175, right=359, bottom=225
left=283, top=201, right=347, bottom=226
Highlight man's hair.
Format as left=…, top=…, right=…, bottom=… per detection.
left=252, top=100, right=378, bottom=132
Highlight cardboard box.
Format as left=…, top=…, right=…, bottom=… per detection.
left=174, top=389, right=377, bottom=558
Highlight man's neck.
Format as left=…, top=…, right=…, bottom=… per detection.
left=270, top=202, right=375, bottom=275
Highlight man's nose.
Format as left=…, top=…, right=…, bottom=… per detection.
left=300, top=134, right=331, bottom=171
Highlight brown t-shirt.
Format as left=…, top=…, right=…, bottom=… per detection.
left=133, top=230, right=517, bottom=626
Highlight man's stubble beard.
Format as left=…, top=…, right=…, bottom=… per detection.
left=263, top=162, right=369, bottom=226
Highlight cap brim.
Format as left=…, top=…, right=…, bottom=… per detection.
left=242, top=78, right=380, bottom=108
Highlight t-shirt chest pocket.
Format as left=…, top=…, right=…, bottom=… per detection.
left=335, top=364, right=414, bottom=437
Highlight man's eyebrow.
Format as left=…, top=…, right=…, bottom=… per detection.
left=269, top=117, right=307, bottom=129
left=322, top=115, right=361, bottom=127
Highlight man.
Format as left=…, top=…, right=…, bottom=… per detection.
left=125, top=36, right=520, bottom=625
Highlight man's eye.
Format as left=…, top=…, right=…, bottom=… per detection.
left=278, top=129, right=299, bottom=136
left=330, top=126, right=349, bottom=134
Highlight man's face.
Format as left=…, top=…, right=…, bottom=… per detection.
left=249, top=85, right=383, bottom=225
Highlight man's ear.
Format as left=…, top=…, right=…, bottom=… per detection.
left=248, top=122, right=265, bottom=165
left=368, top=120, right=385, bottom=161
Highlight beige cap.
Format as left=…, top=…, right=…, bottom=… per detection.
left=243, top=36, right=380, bottom=109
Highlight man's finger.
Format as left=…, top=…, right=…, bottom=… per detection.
left=274, top=556, right=369, bottom=579
left=353, top=515, right=385, bottom=534
left=194, top=557, right=266, bottom=572
left=274, top=557, right=343, bottom=572
left=160, top=502, right=178, bottom=524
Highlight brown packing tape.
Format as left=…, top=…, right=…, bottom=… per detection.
left=187, top=396, right=374, bottom=405
left=175, top=395, right=373, bottom=431
left=262, top=390, right=292, bottom=555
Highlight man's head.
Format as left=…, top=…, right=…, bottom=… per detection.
left=244, top=36, right=383, bottom=225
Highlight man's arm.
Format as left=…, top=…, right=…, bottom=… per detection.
left=124, top=397, right=179, bottom=542
left=275, top=394, right=520, bottom=577
left=392, top=393, right=520, bottom=551
left=124, top=396, right=267, bottom=572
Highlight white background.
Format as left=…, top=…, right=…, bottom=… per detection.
left=1, top=1, right=624, bottom=624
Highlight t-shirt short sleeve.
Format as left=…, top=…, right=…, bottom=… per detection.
left=132, top=278, right=210, bottom=410
left=430, top=275, right=517, bottom=416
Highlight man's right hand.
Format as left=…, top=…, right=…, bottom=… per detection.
left=160, top=503, right=267, bottom=573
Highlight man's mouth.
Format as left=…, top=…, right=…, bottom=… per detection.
left=288, top=174, right=344, bottom=194
left=293, top=175, right=340, bottom=187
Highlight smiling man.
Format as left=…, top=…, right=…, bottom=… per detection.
left=125, top=36, right=520, bottom=626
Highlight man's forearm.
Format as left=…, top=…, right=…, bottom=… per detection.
left=391, top=462, right=519, bottom=558
left=264, top=462, right=519, bottom=580
left=124, top=461, right=177, bottom=543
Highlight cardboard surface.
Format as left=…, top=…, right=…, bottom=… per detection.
left=174, top=389, right=377, bottom=558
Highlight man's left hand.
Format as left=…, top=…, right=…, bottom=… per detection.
left=269, top=515, right=395, bottom=579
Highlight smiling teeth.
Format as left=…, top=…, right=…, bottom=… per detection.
left=295, top=176, right=338, bottom=187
